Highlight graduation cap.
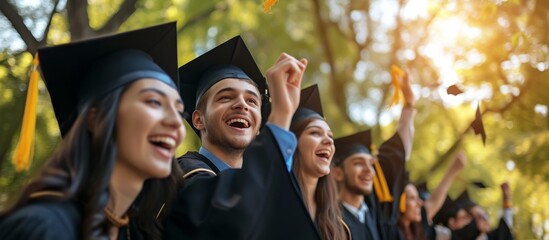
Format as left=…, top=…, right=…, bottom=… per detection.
left=454, top=190, right=477, bottom=210
left=178, top=36, right=267, bottom=136
left=11, top=22, right=178, bottom=172
left=432, top=195, right=460, bottom=226
left=447, top=84, right=464, bottom=96
left=470, top=103, right=486, bottom=146
left=290, top=84, right=324, bottom=127
left=38, top=22, right=178, bottom=136
left=333, top=130, right=372, bottom=166
left=415, top=181, right=430, bottom=201
left=472, top=181, right=488, bottom=189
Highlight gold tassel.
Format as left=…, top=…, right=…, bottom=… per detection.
left=387, top=64, right=404, bottom=108
left=399, top=192, right=407, bottom=213
left=373, top=160, right=393, bottom=202
left=12, top=53, right=40, bottom=172
left=263, top=0, right=278, bottom=13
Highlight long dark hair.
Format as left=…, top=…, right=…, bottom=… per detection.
left=398, top=219, right=427, bottom=240
left=291, top=117, right=345, bottom=240
left=1, top=82, right=183, bottom=239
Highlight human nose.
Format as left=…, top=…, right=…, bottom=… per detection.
left=322, top=134, right=334, bottom=146
left=164, top=105, right=183, bottom=129
left=232, top=95, right=249, bottom=111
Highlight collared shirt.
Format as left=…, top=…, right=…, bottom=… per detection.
left=199, top=146, right=231, bottom=172
left=265, top=123, right=297, bottom=172
left=198, top=122, right=297, bottom=173
left=342, top=201, right=369, bottom=224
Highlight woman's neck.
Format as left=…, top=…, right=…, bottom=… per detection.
left=107, top=163, right=145, bottom=240
left=108, top=164, right=145, bottom=216
left=300, top=174, right=319, bottom=220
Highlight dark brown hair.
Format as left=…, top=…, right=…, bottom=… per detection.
left=291, top=117, right=346, bottom=240
left=1, top=82, right=183, bottom=240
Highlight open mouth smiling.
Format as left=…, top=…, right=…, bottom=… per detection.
left=149, top=136, right=176, bottom=150
left=226, top=118, right=250, bottom=129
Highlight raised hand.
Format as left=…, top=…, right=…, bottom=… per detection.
left=450, top=150, right=466, bottom=172
left=399, top=70, right=415, bottom=107
left=265, top=53, right=308, bottom=129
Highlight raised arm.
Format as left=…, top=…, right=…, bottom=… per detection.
left=265, top=53, right=308, bottom=130
left=424, top=151, right=466, bottom=223
left=396, top=70, right=416, bottom=161
left=501, top=182, right=513, bottom=228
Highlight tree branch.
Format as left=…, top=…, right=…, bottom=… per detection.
left=311, top=0, right=354, bottom=125
left=178, top=2, right=228, bottom=34
left=67, top=0, right=92, bottom=40
left=96, top=0, right=138, bottom=35
left=0, top=1, right=39, bottom=53
left=39, top=0, right=61, bottom=46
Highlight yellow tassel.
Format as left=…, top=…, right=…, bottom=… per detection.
left=12, top=53, right=40, bottom=172
left=373, top=160, right=393, bottom=202
left=370, top=143, right=378, bottom=157
left=387, top=64, right=404, bottom=108
left=263, top=0, right=278, bottom=13
left=399, top=192, right=407, bottom=213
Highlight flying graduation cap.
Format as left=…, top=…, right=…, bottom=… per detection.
left=290, top=84, right=324, bottom=127
left=178, top=36, right=267, bottom=137
left=447, top=84, right=464, bottom=96
left=470, top=103, right=486, bottom=146
left=333, top=130, right=372, bottom=166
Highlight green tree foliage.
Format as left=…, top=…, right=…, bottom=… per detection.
left=1, top=0, right=547, bottom=238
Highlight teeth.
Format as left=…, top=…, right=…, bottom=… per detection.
left=316, top=150, right=331, bottom=156
left=149, top=136, right=176, bottom=149
left=226, top=118, right=249, bottom=127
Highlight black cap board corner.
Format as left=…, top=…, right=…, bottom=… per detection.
left=333, top=130, right=372, bottom=166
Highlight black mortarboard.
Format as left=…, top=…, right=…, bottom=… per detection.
left=38, top=22, right=178, bottom=136
left=290, top=84, right=324, bottom=127
left=432, top=195, right=460, bottom=226
left=178, top=36, right=267, bottom=136
left=454, top=190, right=477, bottom=210
left=447, top=84, right=464, bottom=96
left=470, top=103, right=486, bottom=146
left=472, top=181, right=488, bottom=189
left=333, top=130, right=372, bottom=166
left=415, top=181, right=430, bottom=200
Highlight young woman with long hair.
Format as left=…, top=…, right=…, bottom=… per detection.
left=0, top=23, right=184, bottom=240
left=289, top=85, right=347, bottom=240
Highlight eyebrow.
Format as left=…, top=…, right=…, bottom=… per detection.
left=214, top=87, right=260, bottom=99
left=139, top=88, right=183, bottom=104
left=305, top=125, right=332, bottom=134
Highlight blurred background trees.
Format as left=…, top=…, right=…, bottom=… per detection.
left=1, top=0, right=548, bottom=238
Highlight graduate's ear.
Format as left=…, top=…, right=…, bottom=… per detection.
left=332, top=166, right=344, bottom=182
left=192, top=110, right=205, bottom=132
left=87, top=107, right=97, bottom=132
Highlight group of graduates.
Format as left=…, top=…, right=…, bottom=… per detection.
left=0, top=21, right=515, bottom=240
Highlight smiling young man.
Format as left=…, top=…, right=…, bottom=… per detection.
left=164, top=36, right=320, bottom=239
left=332, top=70, right=417, bottom=240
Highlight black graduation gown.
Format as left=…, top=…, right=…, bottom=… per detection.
left=366, top=133, right=407, bottom=240
left=340, top=203, right=381, bottom=240
left=0, top=200, right=81, bottom=240
left=421, top=206, right=437, bottom=240
left=488, top=217, right=514, bottom=240
left=164, top=127, right=320, bottom=240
